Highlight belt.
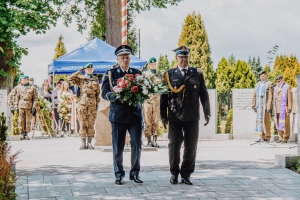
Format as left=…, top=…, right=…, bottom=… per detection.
left=86, top=94, right=94, bottom=98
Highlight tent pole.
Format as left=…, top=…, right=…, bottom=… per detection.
left=52, top=71, right=55, bottom=132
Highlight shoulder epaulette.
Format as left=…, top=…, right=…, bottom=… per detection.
left=110, top=63, right=119, bottom=69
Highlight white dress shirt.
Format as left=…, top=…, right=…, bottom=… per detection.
left=177, top=66, right=189, bottom=76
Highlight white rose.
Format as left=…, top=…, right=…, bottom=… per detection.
left=142, top=85, right=147, bottom=90
left=142, top=89, right=148, bottom=95
left=144, top=80, right=149, bottom=86
left=154, top=86, right=158, bottom=92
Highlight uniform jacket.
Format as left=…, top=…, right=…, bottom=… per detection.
left=252, top=81, right=273, bottom=111
left=68, top=71, right=100, bottom=107
left=7, top=85, right=20, bottom=107
left=101, top=66, right=143, bottom=124
left=160, top=66, right=210, bottom=121
left=14, top=85, right=38, bottom=109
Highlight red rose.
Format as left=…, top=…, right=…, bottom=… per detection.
left=135, top=74, right=140, bottom=77
left=131, top=86, right=139, bottom=93
left=129, top=76, right=135, bottom=81
left=125, top=74, right=130, bottom=77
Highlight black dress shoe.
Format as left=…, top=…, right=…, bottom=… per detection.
left=170, top=175, right=178, bottom=184
left=129, top=175, right=143, bottom=183
left=181, top=177, right=193, bottom=185
left=115, top=177, right=124, bottom=185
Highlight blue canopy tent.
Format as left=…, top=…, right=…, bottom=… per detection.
left=48, top=37, right=147, bottom=74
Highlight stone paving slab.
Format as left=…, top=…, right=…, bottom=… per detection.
left=12, top=138, right=300, bottom=199
left=15, top=169, right=300, bottom=200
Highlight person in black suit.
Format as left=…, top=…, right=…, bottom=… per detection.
left=69, top=84, right=81, bottom=98
left=101, top=45, right=143, bottom=185
left=160, top=45, right=211, bottom=185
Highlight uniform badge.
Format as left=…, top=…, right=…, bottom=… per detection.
left=194, top=85, right=197, bottom=89
left=117, top=69, right=120, bottom=73
left=174, top=85, right=177, bottom=89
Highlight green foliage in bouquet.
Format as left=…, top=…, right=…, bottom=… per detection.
left=0, top=143, right=21, bottom=200
left=38, top=97, right=53, bottom=133
left=10, top=112, right=20, bottom=136
left=0, top=113, right=8, bottom=143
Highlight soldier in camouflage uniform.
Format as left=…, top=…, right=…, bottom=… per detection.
left=142, top=57, right=163, bottom=147
left=68, top=63, right=100, bottom=150
left=14, top=75, right=38, bottom=140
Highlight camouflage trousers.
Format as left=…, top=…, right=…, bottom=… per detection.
left=78, top=104, right=97, bottom=138
left=19, top=108, right=32, bottom=133
left=143, top=95, right=160, bottom=137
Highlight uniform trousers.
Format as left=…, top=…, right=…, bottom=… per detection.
left=111, top=122, right=142, bottom=178
left=168, top=121, right=199, bottom=178
left=262, top=110, right=271, bottom=139
left=19, top=108, right=32, bottom=133
left=143, top=95, right=160, bottom=137
left=78, top=104, right=97, bottom=138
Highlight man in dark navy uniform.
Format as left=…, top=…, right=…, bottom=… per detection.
left=101, top=45, right=143, bottom=185
left=160, top=45, right=211, bottom=185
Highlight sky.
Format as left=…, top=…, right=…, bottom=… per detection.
left=17, top=0, right=300, bottom=86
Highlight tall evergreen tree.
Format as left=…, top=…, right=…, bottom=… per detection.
left=177, top=12, right=215, bottom=88
left=228, top=54, right=236, bottom=67
left=53, top=35, right=67, bottom=60
left=215, top=58, right=233, bottom=107
left=157, top=55, right=170, bottom=73
left=157, top=55, right=164, bottom=71
left=232, top=60, right=256, bottom=89
left=248, top=56, right=263, bottom=82
left=272, top=55, right=300, bottom=87
left=52, top=35, right=67, bottom=83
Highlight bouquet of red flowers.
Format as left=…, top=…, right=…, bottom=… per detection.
left=112, top=73, right=169, bottom=107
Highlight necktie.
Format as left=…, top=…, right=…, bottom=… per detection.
left=124, top=71, right=127, bottom=74
left=182, top=69, right=187, bottom=79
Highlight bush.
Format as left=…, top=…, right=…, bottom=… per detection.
left=0, top=143, right=22, bottom=200
left=217, top=113, right=221, bottom=133
left=10, top=111, right=20, bottom=136
left=225, top=109, right=233, bottom=134
left=296, top=158, right=300, bottom=173
left=0, top=113, right=8, bottom=143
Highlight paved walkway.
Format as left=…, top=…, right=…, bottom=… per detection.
left=10, top=132, right=300, bottom=200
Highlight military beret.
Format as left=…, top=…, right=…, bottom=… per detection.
left=258, top=70, right=266, bottom=76
left=19, top=75, right=29, bottom=80
left=148, top=57, right=157, bottom=63
left=115, top=45, right=132, bottom=56
left=173, top=45, right=190, bottom=56
left=85, top=63, right=93, bottom=68
left=275, top=74, right=283, bottom=80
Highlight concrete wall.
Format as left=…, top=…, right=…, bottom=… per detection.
left=232, top=89, right=257, bottom=140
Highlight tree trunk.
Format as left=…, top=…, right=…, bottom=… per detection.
left=104, top=0, right=122, bottom=47
left=0, top=42, right=10, bottom=89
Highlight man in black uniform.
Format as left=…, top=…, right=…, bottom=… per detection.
left=101, top=45, right=143, bottom=185
left=160, top=45, right=211, bottom=185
